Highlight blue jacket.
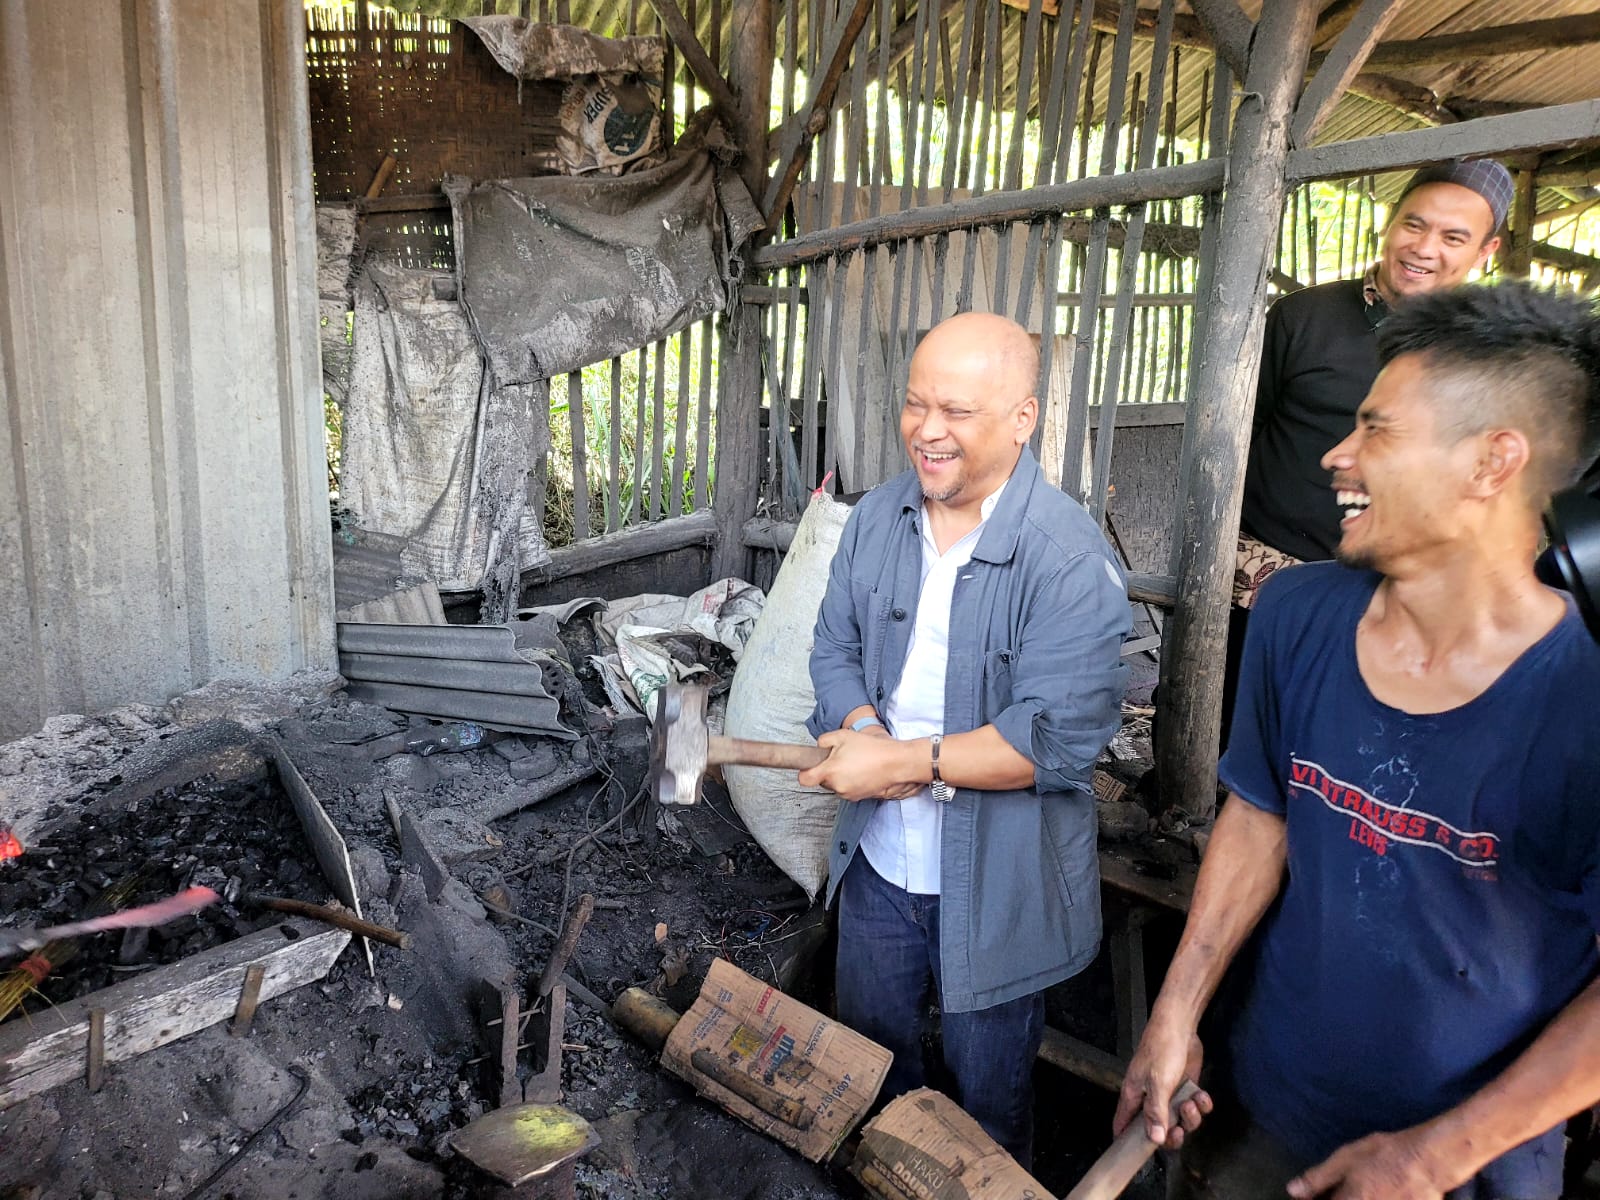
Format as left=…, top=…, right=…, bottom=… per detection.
left=807, top=446, right=1131, bottom=1012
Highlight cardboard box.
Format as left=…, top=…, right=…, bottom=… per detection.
left=661, top=957, right=893, bottom=1162
left=852, top=1088, right=1057, bottom=1200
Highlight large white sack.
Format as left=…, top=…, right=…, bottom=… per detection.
left=724, top=494, right=852, bottom=898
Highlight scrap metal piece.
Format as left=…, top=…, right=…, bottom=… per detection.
left=448, top=1103, right=599, bottom=1189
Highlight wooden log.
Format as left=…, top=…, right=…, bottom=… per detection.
left=1350, top=12, right=1600, bottom=71
left=1291, top=0, right=1403, bottom=149
left=1284, top=100, right=1600, bottom=185
left=526, top=509, right=716, bottom=584
left=645, top=0, right=743, bottom=142
left=0, top=921, right=349, bottom=1110
left=1187, top=0, right=1252, bottom=81
left=1157, top=1, right=1320, bottom=820
left=752, top=158, right=1226, bottom=271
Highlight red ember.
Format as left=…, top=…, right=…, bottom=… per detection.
left=0, top=826, right=22, bottom=863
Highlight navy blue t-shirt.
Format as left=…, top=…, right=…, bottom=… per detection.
left=1219, top=562, right=1600, bottom=1198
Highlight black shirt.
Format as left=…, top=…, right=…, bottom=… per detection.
left=1241, top=278, right=1388, bottom=563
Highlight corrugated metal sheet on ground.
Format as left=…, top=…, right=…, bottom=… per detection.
left=336, top=621, right=575, bottom=737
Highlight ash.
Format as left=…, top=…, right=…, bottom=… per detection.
left=0, top=673, right=845, bottom=1200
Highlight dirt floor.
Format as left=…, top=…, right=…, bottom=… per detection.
left=0, top=663, right=1170, bottom=1200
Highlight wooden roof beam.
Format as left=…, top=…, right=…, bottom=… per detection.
left=1285, top=98, right=1600, bottom=184
left=1315, top=12, right=1600, bottom=72
left=1292, top=0, right=1403, bottom=147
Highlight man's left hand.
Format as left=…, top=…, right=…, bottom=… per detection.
left=797, top=729, right=921, bottom=801
left=1288, top=1129, right=1455, bottom=1200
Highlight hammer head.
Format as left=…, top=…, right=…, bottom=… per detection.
left=651, top=683, right=709, bottom=806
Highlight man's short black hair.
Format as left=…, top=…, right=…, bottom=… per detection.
left=1375, top=281, right=1600, bottom=505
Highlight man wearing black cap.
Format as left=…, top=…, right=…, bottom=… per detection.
left=1220, top=159, right=1511, bottom=740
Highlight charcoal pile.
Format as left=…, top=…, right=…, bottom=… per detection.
left=0, top=771, right=325, bottom=1011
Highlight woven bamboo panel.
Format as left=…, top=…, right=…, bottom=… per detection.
left=307, top=4, right=567, bottom=202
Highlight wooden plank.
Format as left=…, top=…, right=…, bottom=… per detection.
left=0, top=922, right=349, bottom=1110
left=1158, top=2, right=1319, bottom=820
left=754, top=158, right=1225, bottom=271
left=529, top=509, right=716, bottom=583
left=1291, top=0, right=1402, bottom=149
left=608, top=359, right=624, bottom=532
left=1126, top=572, right=1177, bottom=607
left=1099, top=846, right=1197, bottom=913
left=1284, top=100, right=1600, bottom=185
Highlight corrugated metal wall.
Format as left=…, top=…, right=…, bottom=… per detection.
left=0, top=0, right=335, bottom=739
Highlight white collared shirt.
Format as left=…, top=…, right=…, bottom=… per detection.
left=858, top=481, right=1008, bottom=895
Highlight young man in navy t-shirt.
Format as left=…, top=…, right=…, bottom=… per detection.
left=1116, top=281, right=1600, bottom=1200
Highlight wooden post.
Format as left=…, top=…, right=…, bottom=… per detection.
left=710, top=0, right=774, bottom=582
left=1507, top=167, right=1537, bottom=278
left=1155, top=1, right=1321, bottom=820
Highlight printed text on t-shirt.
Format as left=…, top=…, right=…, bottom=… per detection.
left=1288, top=756, right=1500, bottom=872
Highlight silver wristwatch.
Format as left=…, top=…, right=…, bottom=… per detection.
left=930, top=733, right=954, bottom=803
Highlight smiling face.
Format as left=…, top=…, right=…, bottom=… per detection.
left=1374, top=182, right=1501, bottom=305
left=1321, top=354, right=1488, bottom=573
left=900, top=314, right=1038, bottom=513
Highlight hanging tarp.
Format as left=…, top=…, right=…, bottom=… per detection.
left=341, top=262, right=549, bottom=595
left=445, top=116, right=762, bottom=383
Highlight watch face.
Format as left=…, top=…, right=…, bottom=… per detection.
left=931, top=781, right=955, bottom=803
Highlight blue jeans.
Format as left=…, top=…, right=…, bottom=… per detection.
left=835, top=853, right=1046, bottom=1167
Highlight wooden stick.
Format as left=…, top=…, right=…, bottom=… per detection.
left=247, top=895, right=411, bottom=949
left=537, top=894, right=596, bottom=999
left=230, top=964, right=267, bottom=1037
left=86, top=1008, right=106, bottom=1092
left=646, top=0, right=743, bottom=139
left=1064, top=1081, right=1201, bottom=1200
left=365, top=153, right=397, bottom=200
left=763, top=0, right=874, bottom=229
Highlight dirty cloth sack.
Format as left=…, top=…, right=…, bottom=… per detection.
left=341, top=261, right=550, bottom=593
left=461, top=18, right=665, bottom=176
left=445, top=116, right=762, bottom=382
left=587, top=579, right=765, bottom=720
left=723, top=494, right=852, bottom=898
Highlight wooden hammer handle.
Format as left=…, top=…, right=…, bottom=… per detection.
left=707, top=735, right=829, bottom=771
left=1064, top=1080, right=1200, bottom=1200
